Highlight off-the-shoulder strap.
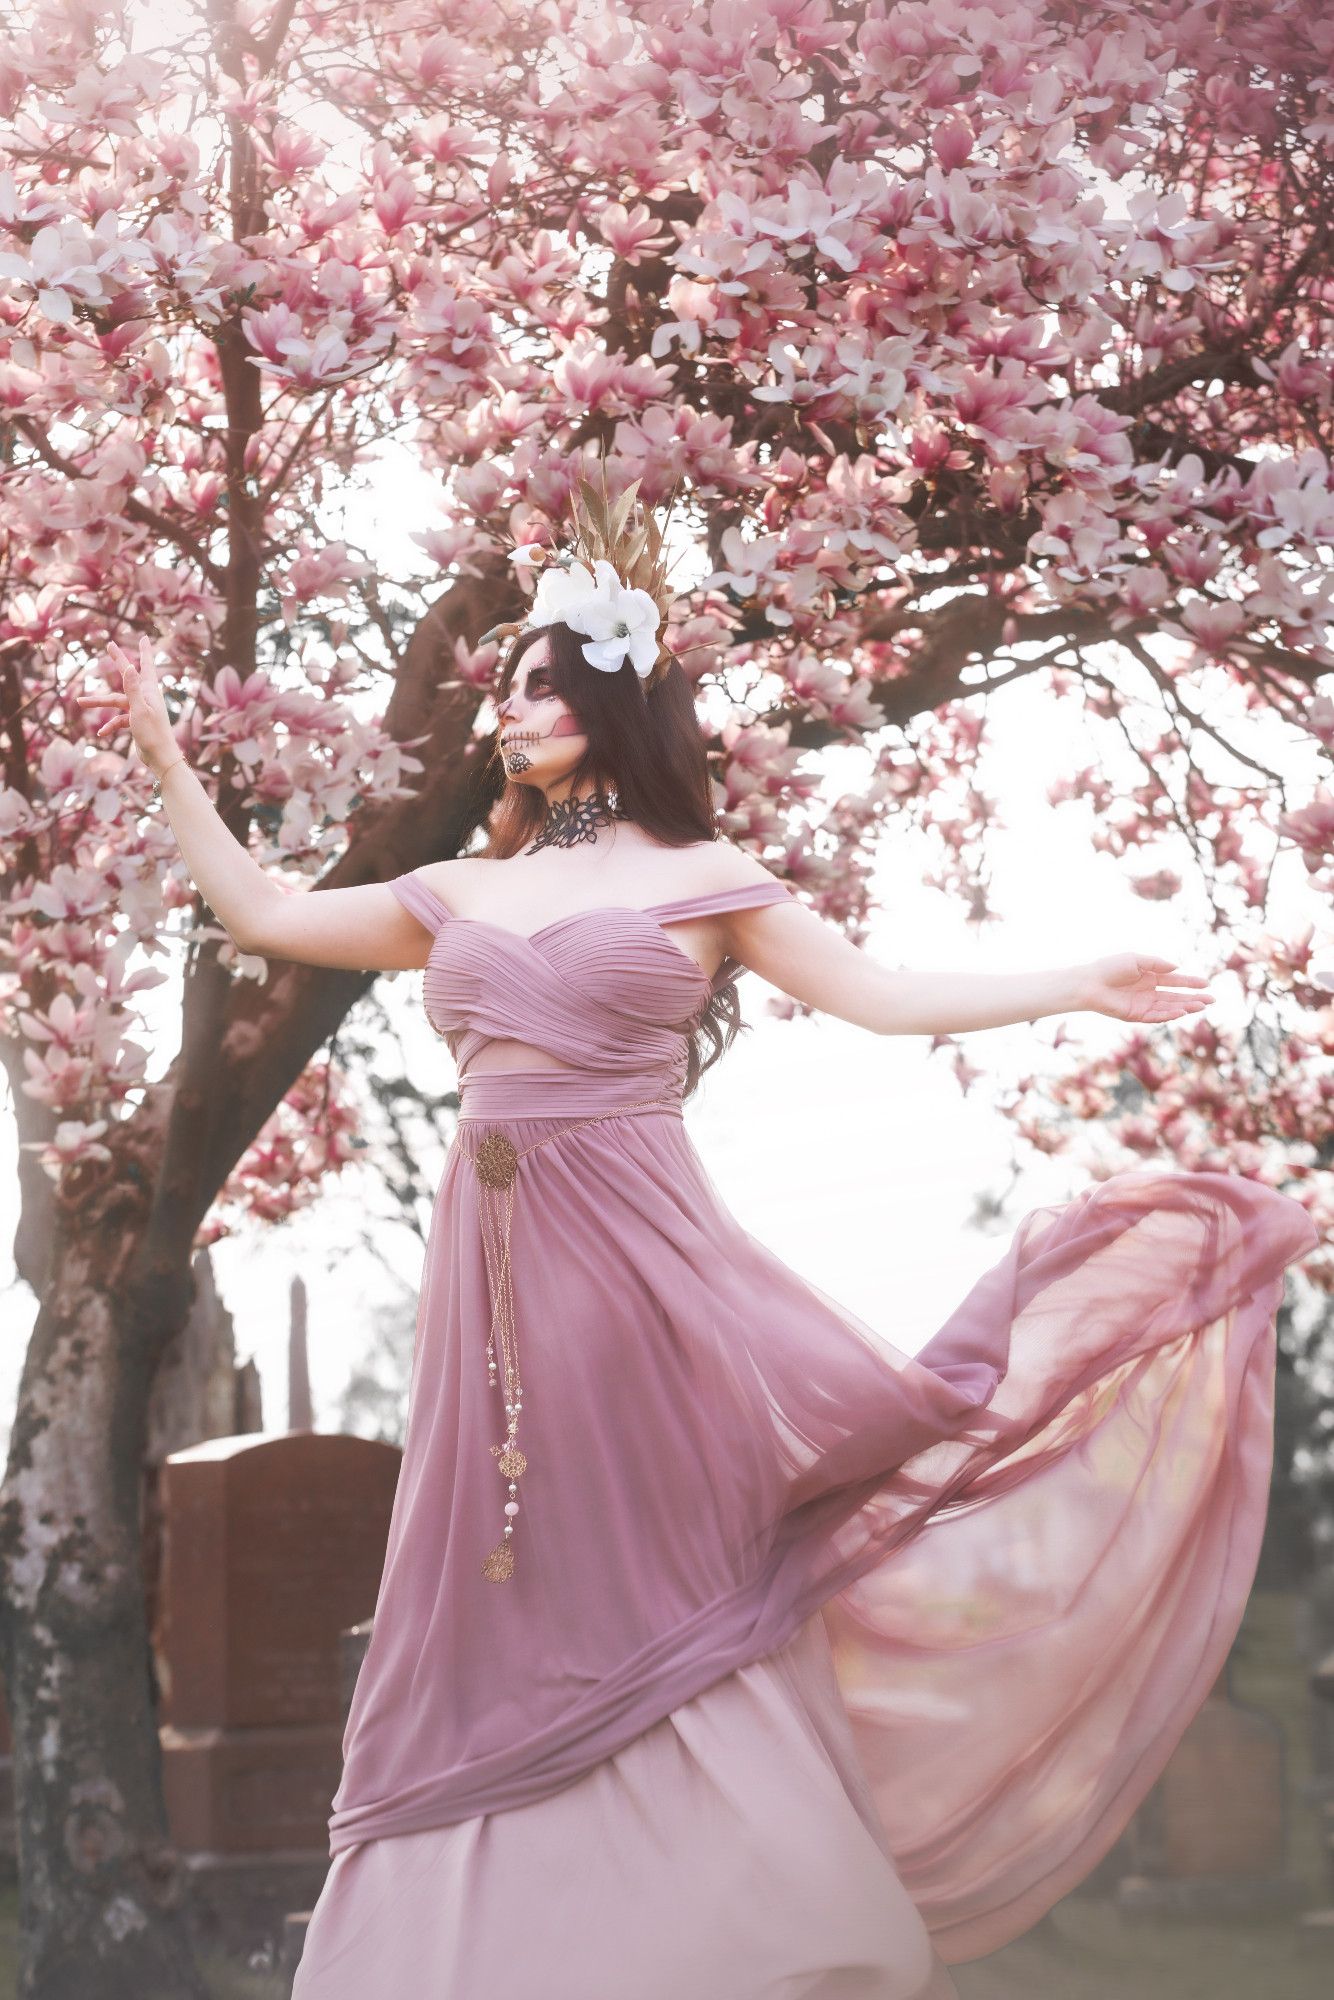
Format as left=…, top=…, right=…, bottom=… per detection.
left=387, top=869, right=453, bottom=935
left=647, top=879, right=795, bottom=925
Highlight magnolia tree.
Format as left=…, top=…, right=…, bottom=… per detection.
left=0, top=0, right=1331, bottom=1992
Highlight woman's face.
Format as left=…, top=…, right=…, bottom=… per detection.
left=496, top=635, right=589, bottom=793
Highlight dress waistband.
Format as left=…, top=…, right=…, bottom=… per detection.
left=456, top=1067, right=684, bottom=1123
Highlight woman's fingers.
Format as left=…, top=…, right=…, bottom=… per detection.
left=1133, top=955, right=1210, bottom=983
left=73, top=641, right=158, bottom=743
left=75, top=644, right=134, bottom=709
left=73, top=684, right=129, bottom=740
left=1138, top=957, right=1208, bottom=986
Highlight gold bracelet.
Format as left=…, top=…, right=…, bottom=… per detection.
left=152, top=754, right=187, bottom=793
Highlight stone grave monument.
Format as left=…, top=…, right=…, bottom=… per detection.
left=1297, top=1542, right=1334, bottom=1938
left=155, top=1430, right=401, bottom=1953
left=1115, top=1641, right=1307, bottom=1918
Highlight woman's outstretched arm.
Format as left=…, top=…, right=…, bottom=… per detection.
left=77, top=641, right=436, bottom=972
left=716, top=859, right=1213, bottom=1033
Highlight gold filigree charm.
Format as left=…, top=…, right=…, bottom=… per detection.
left=482, top=1541, right=516, bottom=1582
left=475, top=1131, right=518, bottom=1189
left=492, top=1441, right=527, bottom=1479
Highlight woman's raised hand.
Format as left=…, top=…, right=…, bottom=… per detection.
left=75, top=639, right=181, bottom=778
left=1078, top=952, right=1214, bottom=1024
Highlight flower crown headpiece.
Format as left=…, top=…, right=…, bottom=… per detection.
left=479, top=471, right=679, bottom=692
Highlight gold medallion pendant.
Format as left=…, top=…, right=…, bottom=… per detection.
left=475, top=1131, right=518, bottom=1189
left=493, top=1441, right=527, bottom=1479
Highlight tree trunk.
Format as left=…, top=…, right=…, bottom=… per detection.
left=0, top=1249, right=205, bottom=2000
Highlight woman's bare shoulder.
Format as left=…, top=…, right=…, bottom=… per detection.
left=671, top=837, right=785, bottom=898
left=411, top=855, right=489, bottom=911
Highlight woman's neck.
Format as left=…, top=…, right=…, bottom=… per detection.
left=525, top=787, right=627, bottom=854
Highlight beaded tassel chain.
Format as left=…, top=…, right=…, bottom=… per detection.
left=469, top=1097, right=671, bottom=1582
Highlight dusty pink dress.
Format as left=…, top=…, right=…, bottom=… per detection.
left=290, top=870, right=1317, bottom=2000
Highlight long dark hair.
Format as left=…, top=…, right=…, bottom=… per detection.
left=478, top=621, right=743, bottom=1097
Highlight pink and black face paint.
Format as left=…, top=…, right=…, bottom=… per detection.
left=500, top=709, right=587, bottom=773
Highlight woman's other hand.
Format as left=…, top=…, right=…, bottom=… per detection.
left=1077, top=953, right=1214, bottom=1024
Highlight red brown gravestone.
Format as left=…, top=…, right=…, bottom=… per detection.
left=1299, top=1556, right=1334, bottom=1935
left=155, top=1431, right=401, bottom=1948
left=1116, top=1648, right=1307, bottom=1918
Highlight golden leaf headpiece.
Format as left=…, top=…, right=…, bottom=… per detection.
left=479, top=469, right=680, bottom=693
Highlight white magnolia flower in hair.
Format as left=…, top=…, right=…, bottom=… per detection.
left=528, top=557, right=663, bottom=678
left=528, top=557, right=596, bottom=626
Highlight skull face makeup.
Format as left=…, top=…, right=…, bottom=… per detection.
left=491, top=628, right=635, bottom=854
left=495, top=637, right=589, bottom=790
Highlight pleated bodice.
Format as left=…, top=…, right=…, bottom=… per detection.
left=388, top=869, right=796, bottom=1105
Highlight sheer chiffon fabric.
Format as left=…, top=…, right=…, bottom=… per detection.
left=291, top=867, right=1316, bottom=1995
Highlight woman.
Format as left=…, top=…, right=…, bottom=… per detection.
left=89, top=495, right=1317, bottom=2000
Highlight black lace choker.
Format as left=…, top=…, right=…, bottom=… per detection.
left=526, top=793, right=627, bottom=854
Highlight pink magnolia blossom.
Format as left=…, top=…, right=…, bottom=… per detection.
left=1179, top=598, right=1248, bottom=648
left=1280, top=791, right=1334, bottom=869
left=597, top=202, right=671, bottom=263
left=0, top=214, right=154, bottom=322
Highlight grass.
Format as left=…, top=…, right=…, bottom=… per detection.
left=952, top=1904, right=1333, bottom=2000
left=0, top=1888, right=289, bottom=2000
left=200, top=1951, right=287, bottom=2000
left=0, top=1591, right=1328, bottom=1998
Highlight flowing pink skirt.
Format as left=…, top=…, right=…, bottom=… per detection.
left=292, top=1610, right=959, bottom=2000
left=293, top=1075, right=1315, bottom=1996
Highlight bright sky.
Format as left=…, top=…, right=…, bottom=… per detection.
left=0, top=450, right=1327, bottom=1448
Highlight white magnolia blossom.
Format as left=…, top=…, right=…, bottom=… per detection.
left=526, top=557, right=663, bottom=677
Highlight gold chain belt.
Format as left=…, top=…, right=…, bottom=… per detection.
left=464, top=1096, right=675, bottom=1582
